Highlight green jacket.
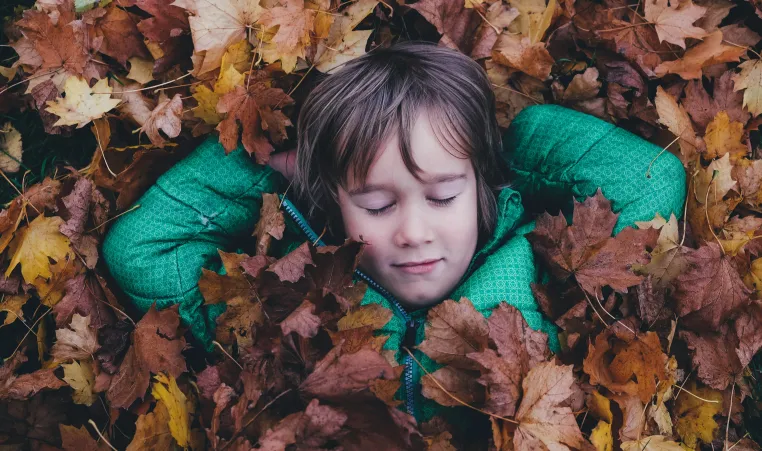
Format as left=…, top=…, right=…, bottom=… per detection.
left=101, top=105, right=686, bottom=423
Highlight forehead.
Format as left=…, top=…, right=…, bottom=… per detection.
left=346, top=110, right=472, bottom=188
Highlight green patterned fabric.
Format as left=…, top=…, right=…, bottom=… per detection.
left=101, top=104, right=687, bottom=425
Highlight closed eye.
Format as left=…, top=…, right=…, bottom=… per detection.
left=364, top=196, right=458, bottom=216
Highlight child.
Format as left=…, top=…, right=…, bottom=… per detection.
left=101, top=40, right=687, bottom=425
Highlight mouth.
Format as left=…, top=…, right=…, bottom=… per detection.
left=392, top=258, right=442, bottom=275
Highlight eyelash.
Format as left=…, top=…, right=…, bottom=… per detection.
left=365, top=196, right=458, bottom=216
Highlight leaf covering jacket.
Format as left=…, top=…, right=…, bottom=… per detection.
left=101, top=105, right=687, bottom=424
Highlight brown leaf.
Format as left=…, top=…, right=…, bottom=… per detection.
left=643, top=0, right=707, bottom=48
left=267, top=241, right=314, bottom=283
left=216, top=73, right=294, bottom=164
left=257, top=398, right=348, bottom=449
left=679, top=325, right=742, bottom=390
left=51, top=314, right=100, bottom=362
left=60, top=424, right=108, bottom=451
left=53, top=273, right=114, bottom=330
left=299, top=343, right=395, bottom=400
left=280, top=300, right=321, bottom=338
left=528, top=189, right=658, bottom=297
left=93, top=4, right=149, bottom=66
left=683, top=71, right=750, bottom=130
left=409, top=0, right=481, bottom=53
left=493, top=33, right=555, bottom=80
left=421, top=365, right=484, bottom=407
left=254, top=193, right=285, bottom=256
left=133, top=304, right=186, bottom=377
left=673, top=242, right=752, bottom=330
left=583, top=329, right=668, bottom=403
left=417, top=297, right=489, bottom=370
left=141, top=93, right=182, bottom=147
left=654, top=30, right=747, bottom=79
left=514, top=361, right=592, bottom=451
left=60, top=178, right=99, bottom=269
left=0, top=351, right=67, bottom=400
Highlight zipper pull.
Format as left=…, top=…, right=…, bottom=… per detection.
left=403, top=319, right=417, bottom=349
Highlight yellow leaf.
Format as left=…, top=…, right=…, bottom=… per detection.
left=530, top=0, right=556, bottom=44
left=588, top=391, right=613, bottom=423
left=0, top=293, right=29, bottom=327
left=704, top=111, right=747, bottom=161
left=192, top=64, right=244, bottom=125
left=151, top=373, right=192, bottom=448
left=732, top=59, right=762, bottom=117
left=590, top=420, right=612, bottom=451
left=315, top=30, right=373, bottom=74
left=45, top=77, right=121, bottom=128
left=673, top=381, right=722, bottom=449
left=127, top=402, right=173, bottom=451
left=744, top=257, right=762, bottom=296
left=621, top=435, right=685, bottom=450
left=126, top=57, right=155, bottom=84
left=62, top=360, right=97, bottom=406
left=0, top=65, right=17, bottom=80
left=220, top=39, right=253, bottom=74
left=0, top=122, right=22, bottom=174
left=5, top=215, right=73, bottom=284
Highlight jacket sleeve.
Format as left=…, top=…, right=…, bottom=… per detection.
left=101, top=136, right=285, bottom=350
left=503, top=104, right=687, bottom=235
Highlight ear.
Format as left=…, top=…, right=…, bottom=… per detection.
left=267, top=148, right=297, bottom=180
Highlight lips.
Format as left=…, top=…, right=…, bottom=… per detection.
left=393, top=258, right=442, bottom=275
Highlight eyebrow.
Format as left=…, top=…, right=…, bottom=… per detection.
left=348, top=173, right=467, bottom=196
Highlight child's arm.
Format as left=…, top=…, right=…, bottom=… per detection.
left=503, top=104, right=687, bottom=235
left=101, top=137, right=285, bottom=350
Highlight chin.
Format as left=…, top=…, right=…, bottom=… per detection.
left=397, top=290, right=446, bottom=310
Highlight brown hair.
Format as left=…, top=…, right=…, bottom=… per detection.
left=293, top=40, right=509, bottom=242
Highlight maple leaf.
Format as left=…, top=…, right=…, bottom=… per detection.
left=732, top=59, right=762, bottom=117
left=643, top=0, right=707, bottom=48
left=258, top=0, right=319, bottom=72
left=673, top=380, right=722, bottom=448
left=654, top=30, right=747, bottom=79
left=680, top=325, right=742, bottom=390
left=51, top=314, right=100, bottom=362
left=704, top=111, right=748, bottom=161
left=45, top=77, right=121, bottom=128
left=470, top=2, right=520, bottom=59
left=92, top=4, right=149, bottom=66
left=734, top=300, right=762, bottom=368
left=5, top=215, right=73, bottom=285
left=299, top=342, right=395, bottom=400
left=61, top=360, right=97, bottom=406
left=216, top=73, right=295, bottom=164
left=683, top=72, right=750, bottom=130
left=280, top=299, right=321, bottom=338
left=0, top=122, right=22, bottom=174
left=634, top=213, right=690, bottom=290
left=528, top=189, right=659, bottom=297
left=417, top=297, right=489, bottom=370
left=172, top=0, right=265, bottom=75
left=140, top=93, right=182, bottom=147
left=688, top=154, right=740, bottom=242
left=192, top=42, right=247, bottom=125
left=673, top=241, right=752, bottom=330
left=126, top=402, right=173, bottom=451
left=654, top=85, right=702, bottom=162
left=0, top=294, right=29, bottom=328
left=330, top=303, right=392, bottom=353
left=409, top=0, right=481, bottom=53
left=465, top=303, right=548, bottom=416
left=492, top=33, right=555, bottom=80
left=15, top=0, right=92, bottom=76
left=513, top=361, right=592, bottom=451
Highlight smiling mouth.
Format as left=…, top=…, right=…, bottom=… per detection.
left=393, top=259, right=442, bottom=274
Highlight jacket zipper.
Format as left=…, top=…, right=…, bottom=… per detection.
left=279, top=195, right=418, bottom=417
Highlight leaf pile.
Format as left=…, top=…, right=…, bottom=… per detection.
left=1, top=0, right=762, bottom=449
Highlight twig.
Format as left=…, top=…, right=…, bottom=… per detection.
left=85, top=204, right=141, bottom=233
left=725, top=382, right=735, bottom=450
left=87, top=419, right=118, bottom=451
left=213, top=340, right=243, bottom=370
left=96, top=73, right=192, bottom=94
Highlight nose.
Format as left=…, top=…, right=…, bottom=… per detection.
left=393, top=206, right=434, bottom=248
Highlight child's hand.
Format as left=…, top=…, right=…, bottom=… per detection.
left=268, top=148, right=296, bottom=181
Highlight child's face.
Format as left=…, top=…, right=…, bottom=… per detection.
left=337, top=110, right=479, bottom=309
